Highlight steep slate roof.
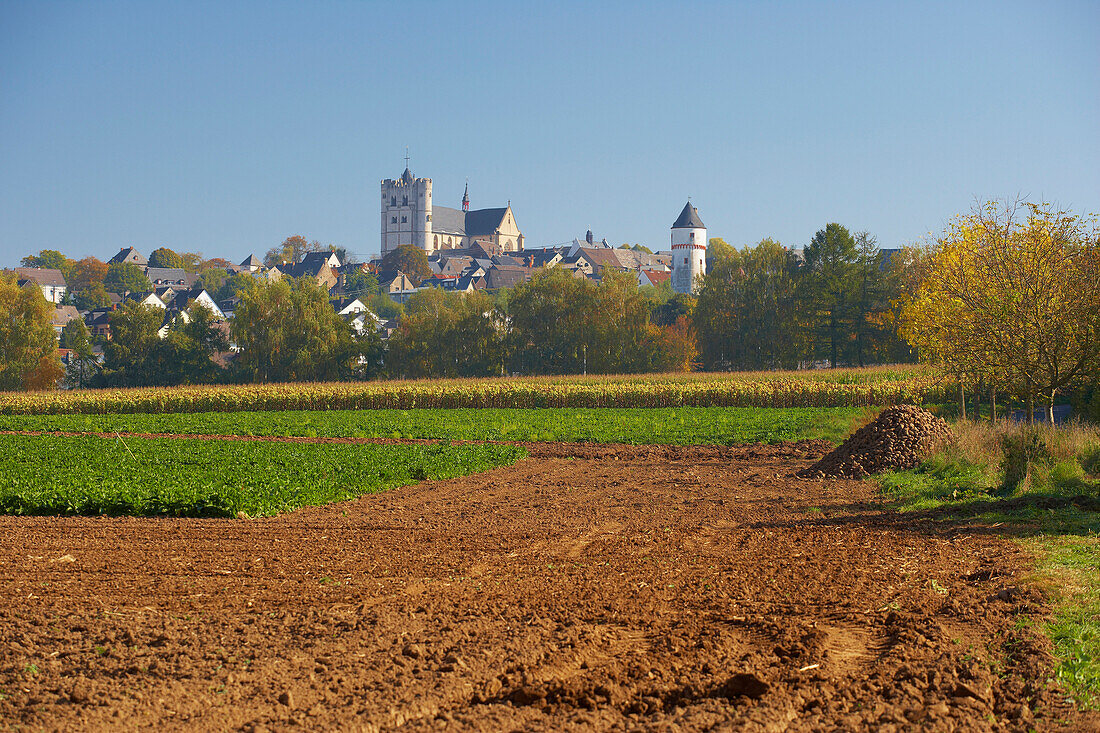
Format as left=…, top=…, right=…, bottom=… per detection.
left=465, top=208, right=508, bottom=236
left=430, top=207, right=510, bottom=237
left=109, top=247, right=147, bottom=265
left=671, top=202, right=705, bottom=229
left=145, top=267, right=188, bottom=284
left=240, top=254, right=262, bottom=268
left=50, top=305, right=80, bottom=327
left=15, top=267, right=67, bottom=287
left=432, top=206, right=468, bottom=236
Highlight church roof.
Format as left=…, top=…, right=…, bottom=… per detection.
left=401, top=167, right=414, bottom=183
left=430, top=206, right=510, bottom=237
left=465, top=207, right=508, bottom=236
left=672, top=202, right=705, bottom=229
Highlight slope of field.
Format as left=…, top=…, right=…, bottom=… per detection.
left=0, top=443, right=1082, bottom=731
left=0, top=406, right=867, bottom=445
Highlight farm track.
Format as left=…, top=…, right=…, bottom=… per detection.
left=0, top=442, right=1091, bottom=732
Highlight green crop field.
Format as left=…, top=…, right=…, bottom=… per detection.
left=0, top=406, right=869, bottom=445
left=0, top=434, right=525, bottom=517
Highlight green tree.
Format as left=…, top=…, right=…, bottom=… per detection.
left=366, top=292, right=403, bottom=320
left=343, top=268, right=379, bottom=297
left=148, top=247, right=186, bottom=269
left=21, top=250, right=75, bottom=282
left=231, top=277, right=363, bottom=382
left=154, top=304, right=230, bottom=385
left=380, top=244, right=431, bottom=285
left=60, top=318, right=98, bottom=388
left=387, top=289, right=505, bottom=378
left=693, top=239, right=802, bottom=370
left=102, top=302, right=164, bottom=386
left=803, top=223, right=859, bottom=367
left=73, top=284, right=112, bottom=312
left=214, top=272, right=256, bottom=302
left=103, top=262, right=152, bottom=295
left=0, top=276, right=64, bottom=390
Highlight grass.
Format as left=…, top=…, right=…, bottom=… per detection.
left=0, top=406, right=868, bottom=445
left=878, top=419, right=1100, bottom=709
left=0, top=434, right=525, bottom=517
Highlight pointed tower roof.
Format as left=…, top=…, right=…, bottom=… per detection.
left=671, top=201, right=705, bottom=229
left=401, top=167, right=414, bottom=184
left=462, top=181, right=469, bottom=211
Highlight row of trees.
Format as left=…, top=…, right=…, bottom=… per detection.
left=695, top=226, right=912, bottom=370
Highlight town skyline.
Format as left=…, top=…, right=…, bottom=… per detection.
left=2, top=0, right=1097, bottom=266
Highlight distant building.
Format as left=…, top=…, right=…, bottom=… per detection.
left=15, top=267, right=67, bottom=303
left=380, top=166, right=524, bottom=257
left=670, top=202, right=706, bottom=294
left=108, top=247, right=147, bottom=266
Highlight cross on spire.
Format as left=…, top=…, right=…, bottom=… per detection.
left=404, top=147, right=410, bottom=169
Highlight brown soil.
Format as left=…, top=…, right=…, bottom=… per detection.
left=0, top=441, right=1090, bottom=732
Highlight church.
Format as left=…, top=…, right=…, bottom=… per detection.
left=380, top=166, right=524, bottom=257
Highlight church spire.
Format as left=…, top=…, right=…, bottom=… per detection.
left=462, top=180, right=470, bottom=212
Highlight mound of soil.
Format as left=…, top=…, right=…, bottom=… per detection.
left=802, top=405, right=953, bottom=479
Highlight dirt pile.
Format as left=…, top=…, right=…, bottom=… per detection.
left=802, top=405, right=953, bottom=478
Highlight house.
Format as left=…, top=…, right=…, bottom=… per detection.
left=15, top=267, right=67, bottom=303
left=377, top=271, right=417, bottom=302
left=300, top=250, right=342, bottom=270
left=333, top=297, right=369, bottom=317
left=124, top=291, right=168, bottom=309
left=108, top=247, right=147, bottom=266
left=144, top=267, right=189, bottom=286
left=218, top=297, right=239, bottom=320
left=84, top=309, right=114, bottom=339
left=281, top=259, right=338, bottom=292
left=170, top=286, right=226, bottom=320
left=50, top=305, right=80, bottom=338
left=238, top=254, right=263, bottom=273
left=638, top=269, right=672, bottom=288
left=484, top=265, right=531, bottom=290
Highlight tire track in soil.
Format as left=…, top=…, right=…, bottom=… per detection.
left=0, top=441, right=1091, bottom=731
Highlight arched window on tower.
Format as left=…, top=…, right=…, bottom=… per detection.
left=402, top=196, right=408, bottom=206
left=391, top=197, right=396, bottom=206
left=690, top=232, right=695, bottom=243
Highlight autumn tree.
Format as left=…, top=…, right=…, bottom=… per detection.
left=60, top=318, right=98, bottom=388
left=148, top=247, right=186, bottom=269
left=901, top=200, right=1100, bottom=423
left=706, top=237, right=736, bottom=263
left=264, top=235, right=322, bottom=268
left=380, top=244, right=431, bottom=285
left=0, top=276, right=64, bottom=390
left=71, top=256, right=108, bottom=292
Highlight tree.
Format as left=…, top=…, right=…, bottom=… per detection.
left=21, top=250, right=75, bottom=282
left=344, top=268, right=379, bottom=297
left=214, top=272, right=256, bottom=302
left=102, top=302, right=164, bottom=385
left=802, top=223, right=859, bottom=367
left=154, top=304, right=230, bottom=385
left=148, top=247, right=186, bottom=269
left=508, top=268, right=597, bottom=375
left=366, top=292, right=403, bottom=320
left=178, top=252, right=205, bottom=272
left=71, top=257, right=108, bottom=292
left=264, top=235, right=321, bottom=268
left=387, top=289, right=505, bottom=378
left=901, top=200, right=1100, bottom=423
left=693, top=239, right=802, bottom=370
left=707, top=238, right=736, bottom=263
left=73, top=284, right=112, bottom=312
left=103, top=262, right=152, bottom=295
left=231, top=277, right=363, bottom=382
left=0, top=276, right=64, bottom=390
left=380, top=244, right=430, bottom=285
left=60, top=318, right=98, bottom=388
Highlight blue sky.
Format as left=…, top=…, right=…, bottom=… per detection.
left=2, top=0, right=1097, bottom=266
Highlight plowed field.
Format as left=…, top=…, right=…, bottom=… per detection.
left=0, top=441, right=1089, bottom=731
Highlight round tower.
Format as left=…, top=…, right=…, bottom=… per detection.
left=670, top=201, right=706, bottom=294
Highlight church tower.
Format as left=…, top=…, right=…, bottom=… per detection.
left=380, top=160, right=432, bottom=257
left=670, top=201, right=706, bottom=294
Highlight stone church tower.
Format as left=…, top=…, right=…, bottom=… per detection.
left=670, top=201, right=706, bottom=294
left=381, top=167, right=432, bottom=256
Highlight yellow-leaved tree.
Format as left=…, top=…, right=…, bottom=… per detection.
left=901, top=200, right=1100, bottom=423
left=0, top=275, right=64, bottom=391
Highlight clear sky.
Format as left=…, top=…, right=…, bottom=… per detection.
left=2, top=0, right=1097, bottom=266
